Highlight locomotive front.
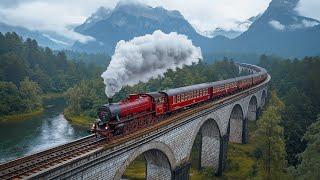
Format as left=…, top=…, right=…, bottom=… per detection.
left=90, top=94, right=154, bottom=137
left=90, top=102, right=120, bottom=135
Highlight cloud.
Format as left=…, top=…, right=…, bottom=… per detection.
left=42, top=34, right=70, bottom=46
left=269, top=20, right=286, bottom=31
left=0, top=0, right=272, bottom=39
left=146, top=0, right=271, bottom=32
left=296, top=0, right=320, bottom=21
left=0, top=1, right=96, bottom=43
left=290, top=19, right=319, bottom=29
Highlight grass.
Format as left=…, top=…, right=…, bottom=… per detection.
left=190, top=167, right=217, bottom=180
left=122, top=155, right=146, bottom=180
left=221, top=121, right=265, bottom=179
left=41, top=92, right=65, bottom=100
left=0, top=108, right=44, bottom=123
left=64, top=113, right=93, bottom=127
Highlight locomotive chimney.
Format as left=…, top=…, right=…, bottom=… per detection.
left=108, top=97, right=113, bottom=104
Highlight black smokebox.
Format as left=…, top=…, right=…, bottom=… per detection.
left=108, top=97, right=113, bottom=104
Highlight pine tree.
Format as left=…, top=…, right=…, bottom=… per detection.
left=254, top=91, right=287, bottom=179
left=290, top=115, right=320, bottom=179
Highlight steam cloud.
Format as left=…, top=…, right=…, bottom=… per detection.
left=101, top=30, right=202, bottom=97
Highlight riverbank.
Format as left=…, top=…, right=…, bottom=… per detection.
left=0, top=92, right=65, bottom=123
left=0, top=108, right=44, bottom=123
left=0, top=97, right=88, bottom=163
left=64, top=113, right=93, bottom=127
left=41, top=92, right=65, bottom=100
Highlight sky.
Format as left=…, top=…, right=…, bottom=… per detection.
left=0, top=0, right=319, bottom=42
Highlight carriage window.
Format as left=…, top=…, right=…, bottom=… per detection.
left=177, top=95, right=180, bottom=102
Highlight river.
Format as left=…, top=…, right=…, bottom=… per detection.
left=0, top=98, right=88, bottom=163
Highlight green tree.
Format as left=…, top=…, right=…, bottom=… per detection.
left=290, top=115, right=320, bottom=179
left=0, top=81, right=21, bottom=115
left=259, top=56, right=320, bottom=166
left=282, top=87, right=316, bottom=165
left=254, top=91, right=287, bottom=179
left=65, top=79, right=107, bottom=118
left=19, top=77, right=42, bottom=112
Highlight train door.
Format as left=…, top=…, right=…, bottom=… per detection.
left=155, top=95, right=166, bottom=116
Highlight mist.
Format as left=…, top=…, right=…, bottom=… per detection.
left=101, top=30, right=202, bottom=97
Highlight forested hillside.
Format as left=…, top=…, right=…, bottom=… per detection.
left=259, top=56, right=320, bottom=166
left=258, top=55, right=320, bottom=177
left=0, top=32, right=103, bottom=117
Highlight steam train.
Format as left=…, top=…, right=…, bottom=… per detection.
left=90, top=63, right=267, bottom=140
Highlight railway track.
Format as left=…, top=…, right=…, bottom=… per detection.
left=0, top=135, right=106, bottom=179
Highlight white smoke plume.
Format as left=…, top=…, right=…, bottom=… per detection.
left=101, top=30, right=202, bottom=97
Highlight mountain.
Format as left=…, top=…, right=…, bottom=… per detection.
left=210, top=0, right=320, bottom=58
left=73, top=0, right=320, bottom=59
left=76, top=7, right=112, bottom=32
left=199, top=15, right=261, bottom=39
left=0, top=22, right=69, bottom=49
left=73, top=1, right=210, bottom=54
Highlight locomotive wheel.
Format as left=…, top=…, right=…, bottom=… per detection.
left=147, top=118, right=153, bottom=125
left=124, top=125, right=130, bottom=134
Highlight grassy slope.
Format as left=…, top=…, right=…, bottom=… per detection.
left=0, top=92, right=65, bottom=123
left=0, top=108, right=44, bottom=123
left=64, top=113, right=93, bottom=127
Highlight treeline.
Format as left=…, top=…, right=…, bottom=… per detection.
left=0, top=32, right=104, bottom=116
left=251, top=90, right=320, bottom=179
left=64, top=50, right=110, bottom=67
left=0, top=78, right=41, bottom=116
left=258, top=55, right=320, bottom=177
left=64, top=60, right=239, bottom=123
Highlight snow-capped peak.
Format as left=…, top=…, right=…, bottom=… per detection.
left=197, top=14, right=261, bottom=39
left=84, top=7, right=112, bottom=25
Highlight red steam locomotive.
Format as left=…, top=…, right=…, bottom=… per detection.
left=91, top=63, right=267, bottom=139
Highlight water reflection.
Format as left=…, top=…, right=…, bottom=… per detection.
left=0, top=98, right=88, bottom=163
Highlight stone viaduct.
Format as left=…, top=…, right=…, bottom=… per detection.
left=29, top=66, right=269, bottom=180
